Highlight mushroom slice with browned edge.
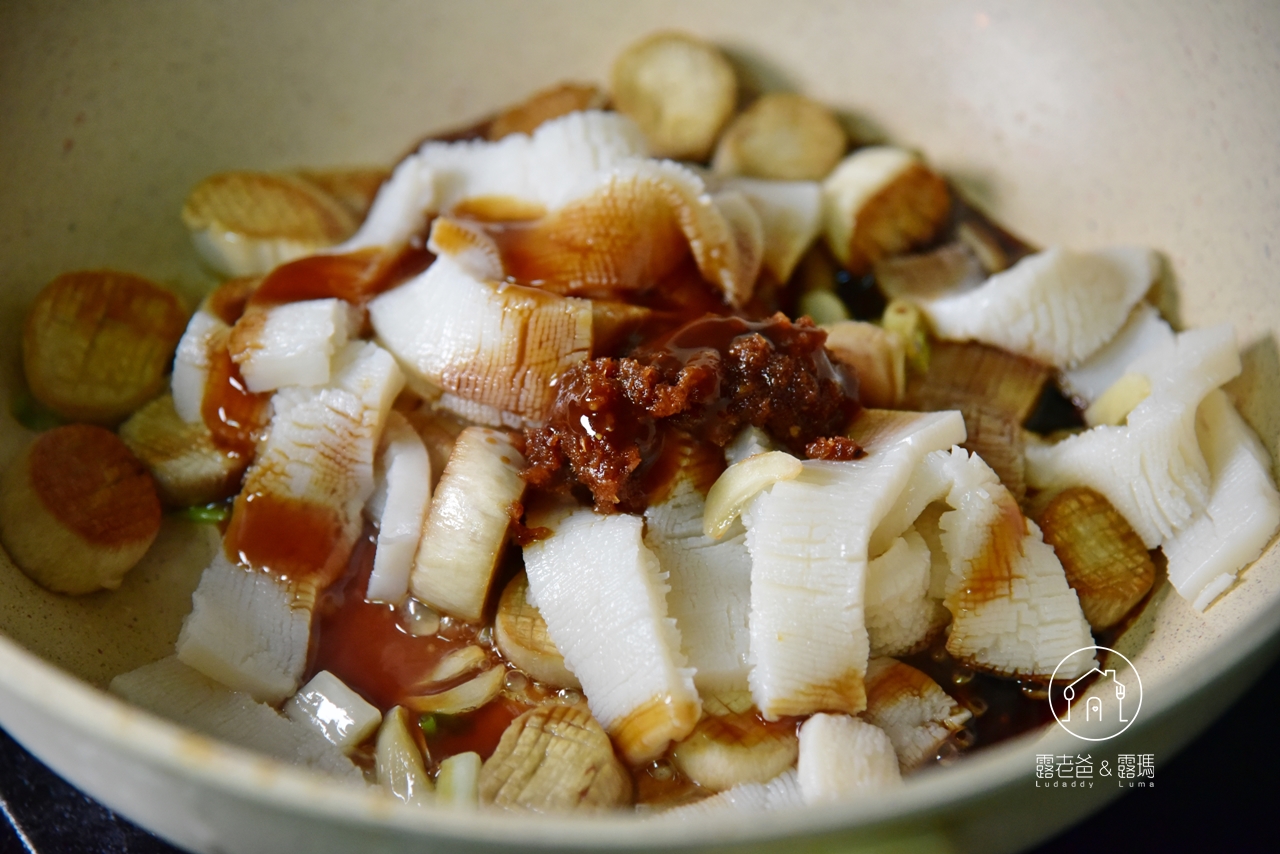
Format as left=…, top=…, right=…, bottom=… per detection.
left=713, top=93, right=846, bottom=181
left=118, top=393, right=248, bottom=508
left=668, top=711, right=798, bottom=792
left=495, top=572, right=580, bottom=689
left=862, top=657, right=971, bottom=773
left=479, top=703, right=632, bottom=812
left=0, top=424, right=161, bottom=595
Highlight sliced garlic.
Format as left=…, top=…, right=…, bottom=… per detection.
left=375, top=706, right=434, bottom=806
left=1060, top=302, right=1174, bottom=407
left=405, top=666, right=505, bottom=716
left=822, top=320, right=906, bottom=408
left=703, top=451, right=803, bottom=540
left=436, top=752, right=482, bottom=808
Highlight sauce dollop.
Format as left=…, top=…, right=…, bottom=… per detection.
left=524, top=313, right=860, bottom=511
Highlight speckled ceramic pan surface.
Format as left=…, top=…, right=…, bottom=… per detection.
left=1, top=2, right=1278, bottom=852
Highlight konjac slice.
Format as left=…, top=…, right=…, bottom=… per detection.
left=177, top=342, right=403, bottom=702
left=926, top=447, right=1095, bottom=680
left=796, top=714, right=900, bottom=802
left=228, top=298, right=358, bottom=393
left=522, top=503, right=700, bottom=764
left=1025, top=324, right=1241, bottom=547
left=409, top=426, right=526, bottom=623
left=645, top=443, right=753, bottom=695
left=370, top=236, right=593, bottom=427
left=365, top=411, right=432, bottom=604
left=864, top=529, right=948, bottom=657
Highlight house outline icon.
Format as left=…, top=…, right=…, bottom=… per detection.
left=1061, top=667, right=1129, bottom=724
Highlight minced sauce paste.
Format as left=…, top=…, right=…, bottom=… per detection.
left=524, top=313, right=861, bottom=511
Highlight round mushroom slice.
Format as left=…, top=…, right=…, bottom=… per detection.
left=478, top=703, right=632, bottom=812
left=23, top=270, right=188, bottom=425
left=712, top=93, right=847, bottom=181
left=669, top=712, right=798, bottom=792
left=0, top=425, right=162, bottom=594
left=610, top=31, right=737, bottom=160
left=495, top=573, right=581, bottom=689
left=821, top=146, right=951, bottom=276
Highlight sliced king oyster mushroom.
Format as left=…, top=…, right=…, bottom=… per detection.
left=796, top=714, right=901, bottom=802
left=522, top=502, right=700, bottom=764
left=1163, top=389, right=1280, bottom=611
left=409, top=425, right=526, bottom=623
left=917, top=246, right=1157, bottom=369
left=862, top=657, right=971, bottom=773
left=741, top=408, right=965, bottom=720
left=1025, top=324, right=1241, bottom=548
left=176, top=342, right=403, bottom=702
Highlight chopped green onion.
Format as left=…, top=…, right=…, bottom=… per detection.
left=9, top=387, right=65, bottom=432
left=181, top=502, right=232, bottom=524
left=419, top=715, right=438, bottom=736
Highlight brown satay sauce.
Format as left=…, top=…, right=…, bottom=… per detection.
left=524, top=313, right=860, bottom=511
left=311, top=529, right=528, bottom=763
left=201, top=338, right=271, bottom=458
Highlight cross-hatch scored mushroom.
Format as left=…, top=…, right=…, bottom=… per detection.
left=5, top=28, right=1277, bottom=818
